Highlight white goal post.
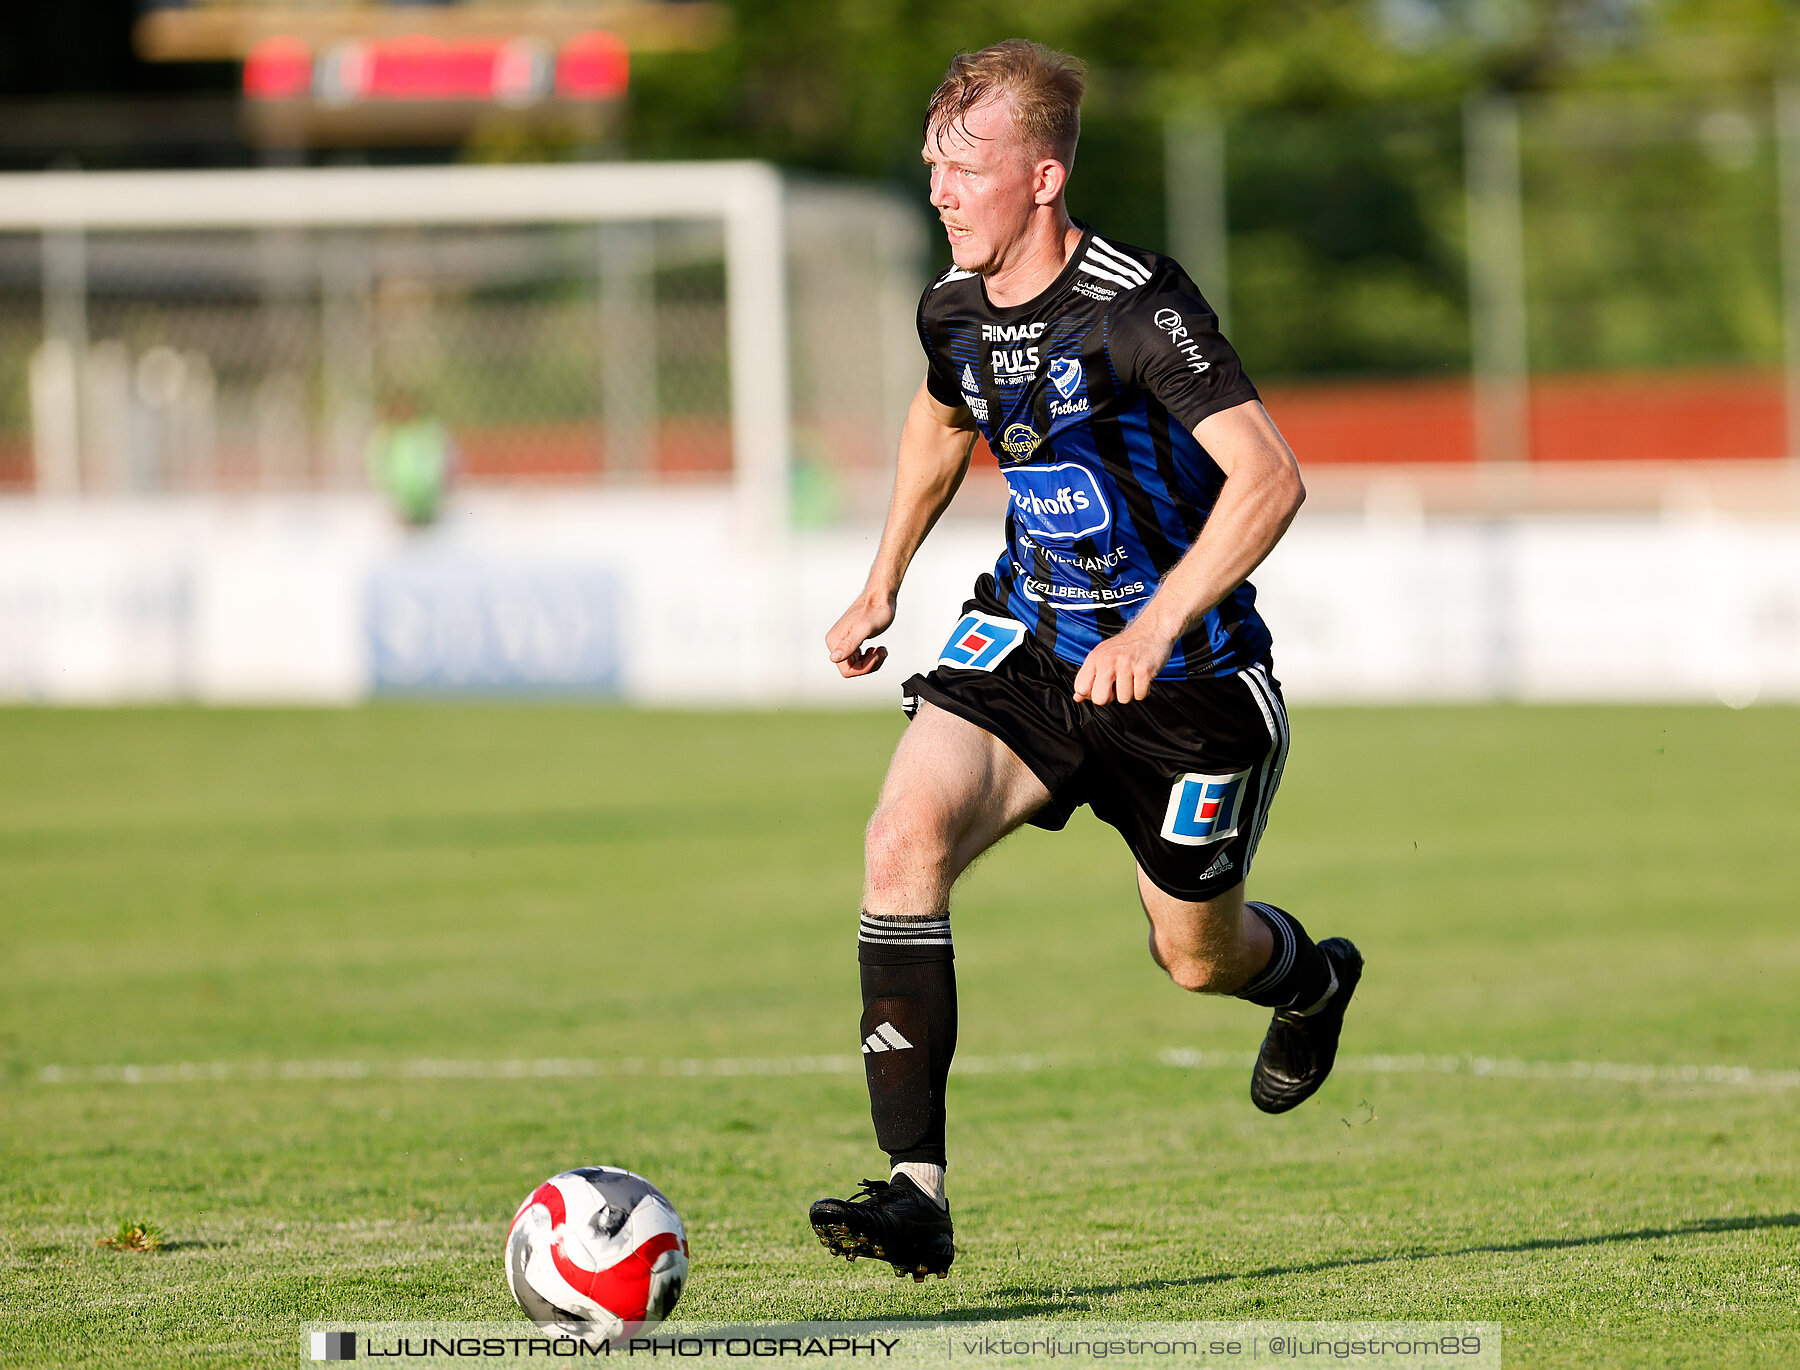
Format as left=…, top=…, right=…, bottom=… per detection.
left=0, top=161, right=795, bottom=535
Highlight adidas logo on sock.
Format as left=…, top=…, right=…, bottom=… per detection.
left=861, top=1022, right=914, bottom=1054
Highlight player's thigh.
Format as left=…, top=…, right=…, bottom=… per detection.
left=872, top=700, right=1051, bottom=877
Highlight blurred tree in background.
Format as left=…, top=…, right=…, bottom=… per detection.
left=629, top=0, right=1800, bottom=380
left=4, top=0, right=1799, bottom=380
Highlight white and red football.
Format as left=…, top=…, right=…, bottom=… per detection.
left=505, top=1167, right=689, bottom=1340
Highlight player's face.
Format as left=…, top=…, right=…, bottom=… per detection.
left=923, top=97, right=1043, bottom=276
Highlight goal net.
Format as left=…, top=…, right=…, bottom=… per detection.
left=0, top=162, right=926, bottom=532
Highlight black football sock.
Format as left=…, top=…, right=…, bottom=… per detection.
left=1236, top=902, right=1337, bottom=1015
left=857, top=912, right=956, bottom=1169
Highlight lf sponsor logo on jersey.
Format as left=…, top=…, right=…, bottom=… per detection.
left=936, top=611, right=1027, bottom=671
left=1160, top=769, right=1250, bottom=846
left=1004, top=461, right=1111, bottom=541
left=1153, top=307, right=1212, bottom=375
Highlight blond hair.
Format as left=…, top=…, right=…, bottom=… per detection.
left=924, top=40, right=1086, bottom=168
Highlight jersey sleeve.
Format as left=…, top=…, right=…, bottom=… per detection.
left=1105, top=288, right=1258, bottom=431
left=917, top=284, right=963, bottom=408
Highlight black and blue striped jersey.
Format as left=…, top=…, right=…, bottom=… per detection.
left=918, top=221, right=1273, bottom=680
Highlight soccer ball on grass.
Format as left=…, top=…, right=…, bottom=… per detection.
left=505, top=1167, right=689, bottom=1341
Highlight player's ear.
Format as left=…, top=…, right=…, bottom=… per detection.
left=1033, top=157, right=1068, bottom=206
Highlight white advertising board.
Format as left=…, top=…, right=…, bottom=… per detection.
left=0, top=492, right=1795, bottom=708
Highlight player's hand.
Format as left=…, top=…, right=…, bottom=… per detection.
left=1072, top=625, right=1175, bottom=705
left=826, top=591, right=896, bottom=678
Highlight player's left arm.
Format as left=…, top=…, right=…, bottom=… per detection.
left=1072, top=399, right=1303, bottom=705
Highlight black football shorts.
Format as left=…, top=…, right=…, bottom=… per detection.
left=902, top=580, right=1289, bottom=902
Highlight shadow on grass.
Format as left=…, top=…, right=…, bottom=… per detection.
left=979, top=1212, right=1800, bottom=1310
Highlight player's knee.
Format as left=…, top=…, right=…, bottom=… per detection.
left=864, top=805, right=950, bottom=900
left=1161, top=952, right=1231, bottom=995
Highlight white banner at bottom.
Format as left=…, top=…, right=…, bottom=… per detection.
left=302, top=1322, right=1500, bottom=1369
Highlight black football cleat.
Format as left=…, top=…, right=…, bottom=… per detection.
left=1251, top=937, right=1364, bottom=1114
left=808, top=1174, right=954, bottom=1281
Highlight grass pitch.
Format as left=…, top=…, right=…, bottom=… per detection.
left=1, top=703, right=1796, bottom=1368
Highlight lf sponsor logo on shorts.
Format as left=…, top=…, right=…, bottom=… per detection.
left=1160, top=769, right=1250, bottom=846
left=937, top=612, right=1027, bottom=671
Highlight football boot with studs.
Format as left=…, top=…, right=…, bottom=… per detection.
left=808, top=1174, right=953, bottom=1281
left=1251, top=937, right=1364, bottom=1114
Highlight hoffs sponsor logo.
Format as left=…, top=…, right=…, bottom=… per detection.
left=1004, top=462, right=1111, bottom=541
left=1153, top=307, right=1211, bottom=374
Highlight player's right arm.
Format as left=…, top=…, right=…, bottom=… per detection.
left=826, top=379, right=978, bottom=678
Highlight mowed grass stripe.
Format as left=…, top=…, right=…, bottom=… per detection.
left=30, top=1050, right=1800, bottom=1089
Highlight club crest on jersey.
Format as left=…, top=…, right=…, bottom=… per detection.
left=937, top=611, right=1026, bottom=671
left=1004, top=461, right=1110, bottom=541
left=1048, top=357, right=1083, bottom=399
left=1160, top=769, right=1250, bottom=846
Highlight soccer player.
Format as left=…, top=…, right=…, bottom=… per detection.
left=807, top=41, right=1361, bottom=1282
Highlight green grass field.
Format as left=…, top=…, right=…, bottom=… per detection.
left=2, top=704, right=1797, bottom=1368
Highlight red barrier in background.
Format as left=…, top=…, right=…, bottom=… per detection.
left=1, top=370, right=1789, bottom=491
left=456, top=369, right=1793, bottom=480
left=1256, top=369, right=1788, bottom=465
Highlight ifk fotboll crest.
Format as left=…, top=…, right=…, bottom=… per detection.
left=1047, top=356, right=1083, bottom=399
